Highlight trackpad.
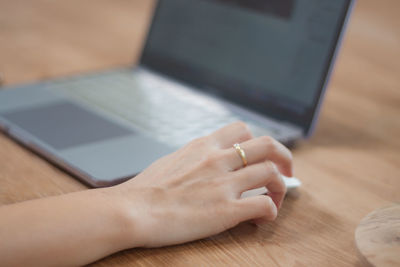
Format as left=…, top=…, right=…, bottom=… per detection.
left=2, top=99, right=174, bottom=186
left=2, top=100, right=135, bottom=150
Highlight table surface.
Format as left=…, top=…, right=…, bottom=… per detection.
left=0, top=0, right=399, bottom=266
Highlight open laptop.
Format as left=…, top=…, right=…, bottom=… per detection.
left=0, top=0, right=354, bottom=187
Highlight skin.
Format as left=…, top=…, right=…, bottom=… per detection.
left=0, top=122, right=293, bottom=266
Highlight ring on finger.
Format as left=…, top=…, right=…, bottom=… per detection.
left=233, top=143, right=248, bottom=168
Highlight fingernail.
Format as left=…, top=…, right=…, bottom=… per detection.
left=271, top=201, right=278, bottom=219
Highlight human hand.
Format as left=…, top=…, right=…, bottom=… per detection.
left=110, top=122, right=293, bottom=248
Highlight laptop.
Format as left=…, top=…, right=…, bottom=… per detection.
left=0, top=0, right=354, bottom=187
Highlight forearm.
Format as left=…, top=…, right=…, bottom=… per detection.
left=0, top=188, right=136, bottom=267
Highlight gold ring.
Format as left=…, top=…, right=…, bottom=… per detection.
left=233, top=143, right=248, bottom=167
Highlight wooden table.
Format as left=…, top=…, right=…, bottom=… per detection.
left=0, top=0, right=399, bottom=266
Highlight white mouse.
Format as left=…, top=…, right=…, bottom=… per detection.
left=241, top=176, right=301, bottom=198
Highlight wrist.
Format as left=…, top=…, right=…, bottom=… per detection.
left=98, top=186, right=147, bottom=249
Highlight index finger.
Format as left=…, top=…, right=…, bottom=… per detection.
left=209, top=121, right=253, bottom=149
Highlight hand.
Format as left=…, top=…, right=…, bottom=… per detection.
left=110, top=122, right=293, bottom=248
left=0, top=122, right=293, bottom=266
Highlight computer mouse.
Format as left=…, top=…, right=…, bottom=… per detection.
left=241, top=176, right=301, bottom=198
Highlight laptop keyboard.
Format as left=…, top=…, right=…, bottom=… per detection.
left=50, top=69, right=279, bottom=147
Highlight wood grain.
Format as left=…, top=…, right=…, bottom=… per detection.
left=0, top=0, right=399, bottom=266
left=355, top=204, right=400, bottom=267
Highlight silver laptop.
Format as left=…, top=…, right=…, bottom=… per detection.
left=0, top=0, right=354, bottom=187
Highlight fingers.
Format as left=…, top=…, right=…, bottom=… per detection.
left=234, top=195, right=278, bottom=223
left=231, top=161, right=286, bottom=209
left=210, top=121, right=253, bottom=149
left=225, top=136, right=293, bottom=177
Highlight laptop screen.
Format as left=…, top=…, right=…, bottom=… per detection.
left=141, top=0, right=352, bottom=134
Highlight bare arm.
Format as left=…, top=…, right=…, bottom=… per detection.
left=0, top=122, right=293, bottom=266
left=0, top=189, right=136, bottom=266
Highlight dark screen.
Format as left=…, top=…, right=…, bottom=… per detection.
left=141, top=0, right=350, bottom=132
left=2, top=101, right=134, bottom=150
